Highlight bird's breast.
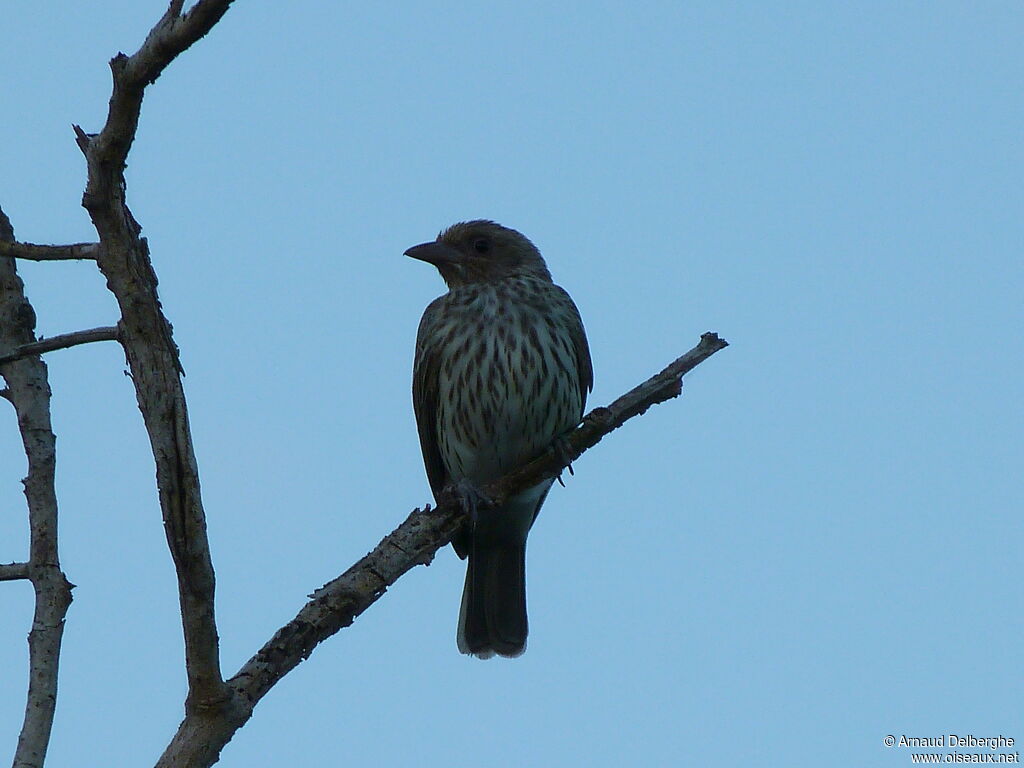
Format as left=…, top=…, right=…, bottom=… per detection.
left=434, top=283, right=583, bottom=485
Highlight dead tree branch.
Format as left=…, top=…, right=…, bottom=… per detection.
left=72, top=0, right=238, bottom=720
left=0, top=241, right=100, bottom=261
left=0, top=326, right=119, bottom=367
left=6, top=2, right=728, bottom=765
left=154, top=332, right=728, bottom=768
left=1, top=206, right=75, bottom=768
left=0, top=562, right=32, bottom=582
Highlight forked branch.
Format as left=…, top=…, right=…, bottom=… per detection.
left=14, top=2, right=729, bottom=766
left=155, top=332, right=728, bottom=768
left=72, top=0, right=239, bottom=719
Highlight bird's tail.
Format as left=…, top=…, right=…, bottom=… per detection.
left=457, top=541, right=528, bottom=659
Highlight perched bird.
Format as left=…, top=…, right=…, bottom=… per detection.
left=408, top=220, right=593, bottom=658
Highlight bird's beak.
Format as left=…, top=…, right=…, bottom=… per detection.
left=404, top=241, right=462, bottom=266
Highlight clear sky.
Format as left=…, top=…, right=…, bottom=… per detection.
left=2, top=2, right=1021, bottom=766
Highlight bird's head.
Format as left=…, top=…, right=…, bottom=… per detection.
left=405, top=220, right=552, bottom=288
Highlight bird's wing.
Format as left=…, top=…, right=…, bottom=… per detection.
left=412, top=296, right=450, bottom=500
left=558, top=286, right=594, bottom=411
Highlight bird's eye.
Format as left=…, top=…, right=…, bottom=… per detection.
left=472, top=238, right=490, bottom=254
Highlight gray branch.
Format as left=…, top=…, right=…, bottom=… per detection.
left=74, top=0, right=237, bottom=718
left=0, top=241, right=100, bottom=261
left=0, top=326, right=119, bottom=367
left=0, top=562, right=32, bottom=582
left=155, top=332, right=728, bottom=768
left=9, top=2, right=728, bottom=766
left=1, top=207, right=75, bottom=768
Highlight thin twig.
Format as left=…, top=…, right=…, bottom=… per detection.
left=155, top=332, right=728, bottom=768
left=75, top=0, right=237, bottom=718
left=0, top=241, right=100, bottom=261
left=1, top=205, right=75, bottom=768
left=0, top=326, right=119, bottom=367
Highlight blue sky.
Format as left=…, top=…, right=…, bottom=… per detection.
left=1, top=2, right=1021, bottom=766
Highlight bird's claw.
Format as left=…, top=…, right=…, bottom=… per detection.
left=550, top=435, right=576, bottom=487
left=451, top=479, right=491, bottom=528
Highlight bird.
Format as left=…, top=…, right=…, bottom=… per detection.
left=407, top=220, right=593, bottom=658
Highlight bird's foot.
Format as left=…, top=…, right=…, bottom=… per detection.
left=450, top=479, right=492, bottom=528
left=549, top=434, right=576, bottom=487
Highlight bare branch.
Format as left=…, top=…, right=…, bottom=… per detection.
left=74, top=0, right=237, bottom=716
left=155, top=333, right=728, bottom=768
left=80, top=0, right=236, bottom=207
left=498, top=332, right=728, bottom=495
left=158, top=0, right=187, bottom=29
left=0, top=326, right=119, bottom=367
left=0, top=563, right=32, bottom=582
left=0, top=241, right=100, bottom=261
left=1, top=206, right=75, bottom=768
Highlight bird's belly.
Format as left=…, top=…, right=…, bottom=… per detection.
left=435, top=322, right=581, bottom=486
